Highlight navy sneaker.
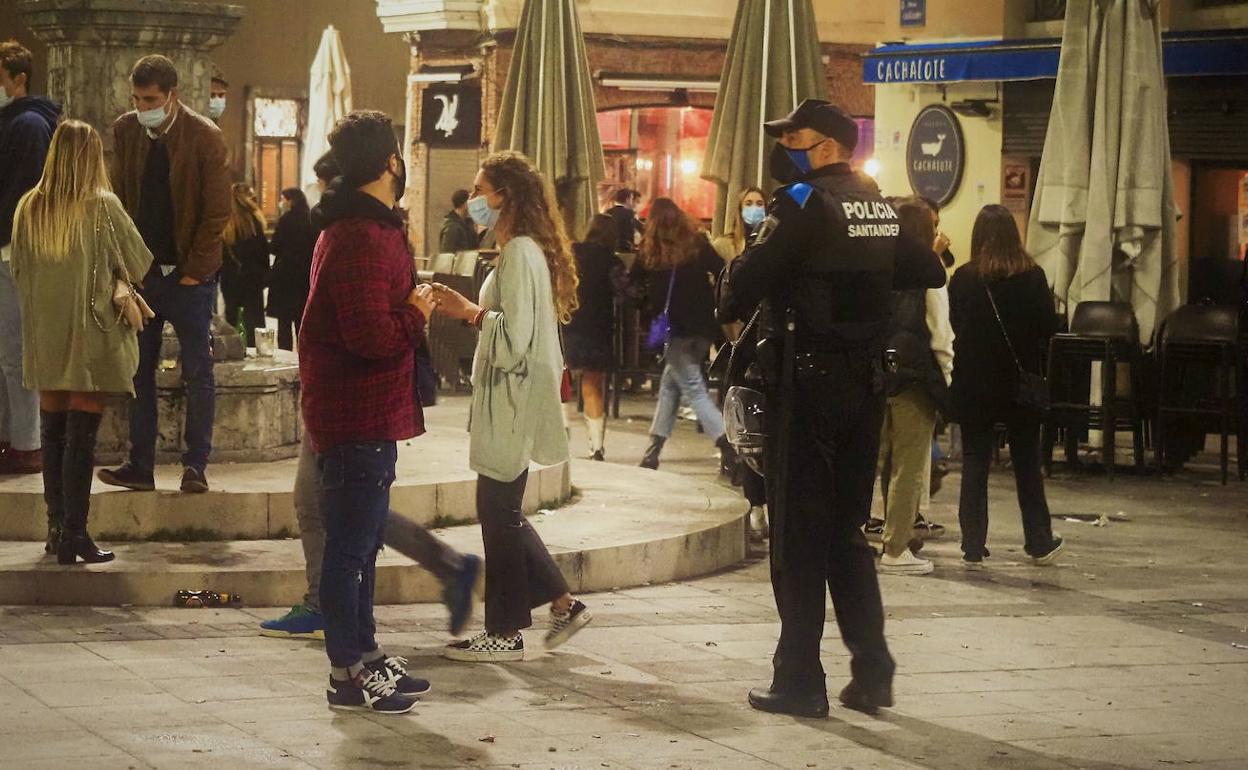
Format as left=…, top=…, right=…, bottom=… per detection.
left=443, top=554, right=481, bottom=637
left=260, top=605, right=325, bottom=640
left=326, top=670, right=416, bottom=714
left=367, top=655, right=431, bottom=697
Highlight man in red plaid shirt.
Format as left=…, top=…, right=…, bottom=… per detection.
left=299, top=110, right=436, bottom=715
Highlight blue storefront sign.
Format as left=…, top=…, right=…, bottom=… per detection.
left=900, top=0, right=925, bottom=28
left=906, top=105, right=964, bottom=207
left=863, top=30, right=1248, bottom=84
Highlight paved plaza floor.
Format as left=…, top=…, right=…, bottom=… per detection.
left=0, top=395, right=1245, bottom=769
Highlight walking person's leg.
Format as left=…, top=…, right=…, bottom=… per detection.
left=580, top=370, right=607, bottom=459
left=0, top=261, right=42, bottom=472
left=641, top=359, right=681, bottom=469
left=1005, top=412, right=1063, bottom=563
left=880, top=388, right=937, bottom=573
left=957, top=420, right=994, bottom=564
left=445, top=470, right=589, bottom=661
left=667, top=337, right=735, bottom=474
left=261, top=435, right=327, bottom=639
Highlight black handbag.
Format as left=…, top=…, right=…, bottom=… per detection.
left=985, top=284, right=1049, bottom=412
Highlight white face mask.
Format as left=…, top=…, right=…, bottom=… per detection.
left=137, top=100, right=170, bottom=129
left=207, top=96, right=226, bottom=120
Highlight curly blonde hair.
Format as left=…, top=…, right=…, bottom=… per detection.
left=482, top=151, right=579, bottom=324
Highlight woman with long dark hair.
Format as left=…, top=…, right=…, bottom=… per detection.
left=633, top=197, right=735, bottom=476
left=949, top=204, right=1062, bottom=568
left=430, top=151, right=591, bottom=661
left=267, top=187, right=315, bottom=350
left=220, top=183, right=269, bottom=347
left=565, top=212, right=630, bottom=460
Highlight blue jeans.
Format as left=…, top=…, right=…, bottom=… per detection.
left=649, top=336, right=724, bottom=441
left=130, top=268, right=217, bottom=474
left=0, top=260, right=40, bottom=451
left=318, top=441, right=396, bottom=668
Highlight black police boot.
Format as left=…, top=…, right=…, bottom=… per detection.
left=838, top=679, right=894, bottom=715
left=639, top=435, right=665, bottom=470
left=39, top=411, right=68, bottom=555
left=747, top=686, right=830, bottom=719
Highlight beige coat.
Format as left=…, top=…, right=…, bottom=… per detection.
left=11, top=192, right=154, bottom=394
left=468, top=236, right=569, bottom=482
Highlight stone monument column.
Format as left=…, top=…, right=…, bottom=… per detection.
left=19, top=0, right=243, bottom=150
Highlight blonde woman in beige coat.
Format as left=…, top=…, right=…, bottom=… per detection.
left=11, top=120, right=153, bottom=563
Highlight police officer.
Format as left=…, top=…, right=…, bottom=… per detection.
left=719, top=99, right=946, bottom=718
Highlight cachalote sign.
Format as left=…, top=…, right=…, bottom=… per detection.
left=905, top=104, right=964, bottom=208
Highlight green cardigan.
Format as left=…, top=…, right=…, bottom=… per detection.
left=11, top=192, right=154, bottom=395
left=469, top=235, right=569, bottom=482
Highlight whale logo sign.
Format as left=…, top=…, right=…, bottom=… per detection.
left=905, top=105, right=964, bottom=208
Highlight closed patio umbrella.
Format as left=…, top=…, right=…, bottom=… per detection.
left=302, top=25, right=352, bottom=204
left=702, top=0, right=828, bottom=236
left=494, top=0, right=604, bottom=239
left=1026, top=0, right=1181, bottom=344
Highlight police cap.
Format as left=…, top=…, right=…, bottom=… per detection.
left=763, top=99, right=858, bottom=152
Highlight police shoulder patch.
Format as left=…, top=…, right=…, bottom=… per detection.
left=783, top=182, right=814, bottom=209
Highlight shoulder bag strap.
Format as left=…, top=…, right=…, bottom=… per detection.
left=89, top=199, right=125, bottom=332
left=984, top=283, right=1023, bottom=371
left=662, top=268, right=677, bottom=314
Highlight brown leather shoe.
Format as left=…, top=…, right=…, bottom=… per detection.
left=0, top=448, right=42, bottom=475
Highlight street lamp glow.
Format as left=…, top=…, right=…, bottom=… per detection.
left=863, top=157, right=881, bottom=178
left=680, top=158, right=698, bottom=176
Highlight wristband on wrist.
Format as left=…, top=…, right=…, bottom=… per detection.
left=470, top=308, right=487, bottom=328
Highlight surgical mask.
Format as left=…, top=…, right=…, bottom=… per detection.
left=0, top=88, right=11, bottom=110
left=391, top=157, right=407, bottom=203
left=783, top=139, right=827, bottom=177
left=467, top=192, right=501, bottom=229
left=741, top=204, right=766, bottom=228
left=136, top=102, right=169, bottom=129
left=207, top=96, right=226, bottom=120
left=769, top=143, right=800, bottom=185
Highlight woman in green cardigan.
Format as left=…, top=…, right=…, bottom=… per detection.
left=432, top=151, right=592, bottom=662
left=10, top=120, right=153, bottom=563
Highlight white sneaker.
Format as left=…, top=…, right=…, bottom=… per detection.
left=443, top=631, right=524, bottom=662
left=879, top=550, right=934, bottom=575
left=545, top=600, right=592, bottom=650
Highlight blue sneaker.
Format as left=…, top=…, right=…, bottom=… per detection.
left=443, top=554, right=480, bottom=637
left=260, top=604, right=325, bottom=640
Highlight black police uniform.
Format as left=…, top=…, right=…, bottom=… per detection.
left=721, top=149, right=946, bottom=714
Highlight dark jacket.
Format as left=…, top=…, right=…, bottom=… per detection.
left=948, top=264, right=1058, bottom=422
left=300, top=184, right=425, bottom=453
left=220, top=221, right=270, bottom=305
left=610, top=203, right=642, bottom=253
left=632, top=237, right=723, bottom=343
left=0, top=96, right=61, bottom=249
left=885, top=289, right=947, bottom=410
left=438, top=210, right=478, bottom=253
left=110, top=101, right=230, bottom=281
left=267, top=207, right=316, bottom=319
left=566, top=241, right=628, bottom=341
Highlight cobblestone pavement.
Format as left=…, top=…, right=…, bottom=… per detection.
left=1, top=396, right=1246, bottom=769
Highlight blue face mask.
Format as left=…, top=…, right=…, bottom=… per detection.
left=467, top=192, right=501, bottom=229
left=783, top=138, right=828, bottom=177
left=741, top=204, right=766, bottom=228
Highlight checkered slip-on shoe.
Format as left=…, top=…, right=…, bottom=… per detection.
left=545, top=600, right=592, bottom=650
left=443, top=631, right=524, bottom=662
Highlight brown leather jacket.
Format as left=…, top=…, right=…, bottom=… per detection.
left=110, top=101, right=229, bottom=282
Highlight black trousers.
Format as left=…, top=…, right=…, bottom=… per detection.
left=743, top=466, right=767, bottom=507
left=766, top=353, right=895, bottom=694
left=275, top=316, right=300, bottom=351
left=224, top=288, right=264, bottom=348
left=958, top=413, right=1056, bottom=559
left=478, top=470, right=570, bottom=634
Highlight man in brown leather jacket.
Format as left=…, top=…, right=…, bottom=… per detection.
left=98, top=55, right=230, bottom=495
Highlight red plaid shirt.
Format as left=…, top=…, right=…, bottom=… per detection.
left=299, top=202, right=425, bottom=453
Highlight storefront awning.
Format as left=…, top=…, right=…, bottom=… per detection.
left=864, top=29, right=1248, bottom=84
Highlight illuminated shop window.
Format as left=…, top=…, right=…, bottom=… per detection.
left=253, top=98, right=301, bottom=138
left=597, top=107, right=717, bottom=223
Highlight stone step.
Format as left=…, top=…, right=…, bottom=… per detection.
left=0, top=426, right=569, bottom=540
left=0, top=461, right=746, bottom=606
